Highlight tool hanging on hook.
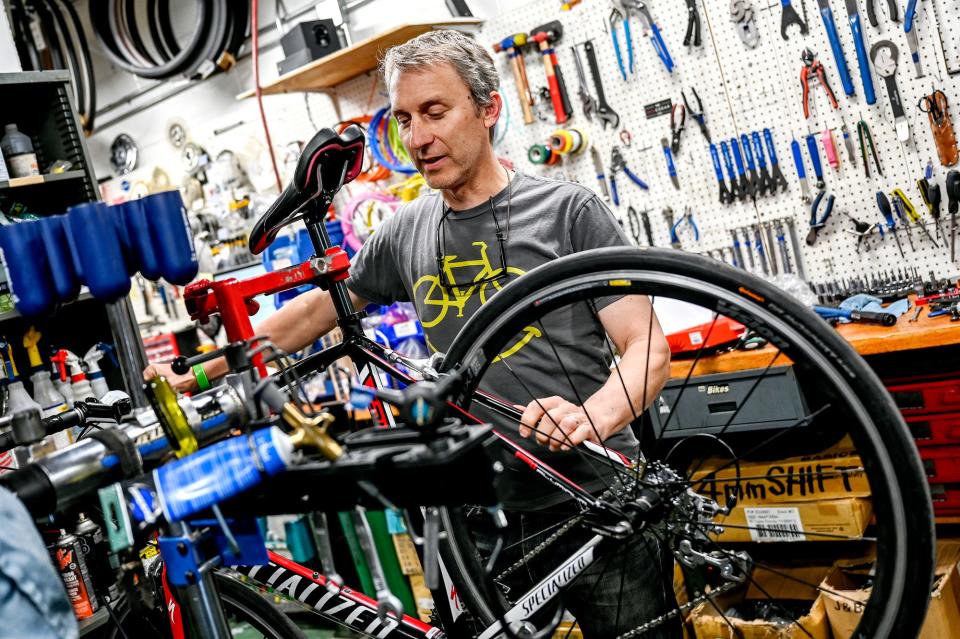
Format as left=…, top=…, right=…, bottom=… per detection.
left=780, top=0, right=809, bottom=40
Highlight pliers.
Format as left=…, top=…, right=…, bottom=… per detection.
left=682, top=87, right=710, bottom=143
left=622, top=1, right=675, bottom=74
left=858, top=119, right=883, bottom=178
left=806, top=190, right=836, bottom=245
left=800, top=48, right=839, bottom=119
left=609, top=7, right=634, bottom=82
left=684, top=0, right=701, bottom=47
left=670, top=208, right=700, bottom=249
left=609, top=146, right=649, bottom=207
left=671, top=102, right=686, bottom=154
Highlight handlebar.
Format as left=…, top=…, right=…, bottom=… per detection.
left=0, top=395, right=134, bottom=454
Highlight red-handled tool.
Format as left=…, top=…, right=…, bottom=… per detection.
left=530, top=21, right=573, bottom=125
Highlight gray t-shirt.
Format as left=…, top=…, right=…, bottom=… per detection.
left=347, top=172, right=639, bottom=509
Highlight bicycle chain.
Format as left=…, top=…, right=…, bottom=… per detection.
left=494, top=486, right=624, bottom=583
left=616, top=580, right=739, bottom=638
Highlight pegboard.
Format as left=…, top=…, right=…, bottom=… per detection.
left=474, top=0, right=960, bottom=285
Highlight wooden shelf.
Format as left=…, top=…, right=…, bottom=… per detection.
left=0, top=169, right=86, bottom=190
left=237, top=19, right=483, bottom=98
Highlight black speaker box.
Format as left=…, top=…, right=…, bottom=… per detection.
left=277, top=19, right=343, bottom=75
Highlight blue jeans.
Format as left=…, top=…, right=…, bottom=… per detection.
left=0, top=486, right=78, bottom=639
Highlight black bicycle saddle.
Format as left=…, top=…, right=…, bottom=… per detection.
left=248, top=125, right=366, bottom=255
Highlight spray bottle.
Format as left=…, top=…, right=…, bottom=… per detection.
left=62, top=350, right=95, bottom=402
left=23, top=328, right=70, bottom=449
left=50, top=349, right=74, bottom=405
left=1, top=338, right=52, bottom=460
left=82, top=342, right=116, bottom=399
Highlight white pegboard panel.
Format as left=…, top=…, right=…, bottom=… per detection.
left=472, top=0, right=960, bottom=285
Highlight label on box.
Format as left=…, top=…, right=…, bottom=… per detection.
left=744, top=507, right=805, bottom=542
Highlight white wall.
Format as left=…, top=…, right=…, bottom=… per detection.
left=84, top=0, right=505, bottom=194
left=0, top=1, right=22, bottom=72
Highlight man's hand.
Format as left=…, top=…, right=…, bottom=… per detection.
left=143, top=362, right=196, bottom=393
left=518, top=396, right=605, bottom=452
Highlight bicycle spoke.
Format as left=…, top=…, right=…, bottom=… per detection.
left=534, top=317, right=631, bottom=490
left=496, top=355, right=627, bottom=503
left=584, top=297, right=649, bottom=495
left=681, top=346, right=786, bottom=482
left=650, top=311, right=722, bottom=440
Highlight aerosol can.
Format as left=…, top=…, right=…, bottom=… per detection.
left=82, top=343, right=116, bottom=399
left=50, top=349, right=74, bottom=405
left=23, top=328, right=69, bottom=449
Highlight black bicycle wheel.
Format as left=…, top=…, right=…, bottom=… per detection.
left=433, top=247, right=932, bottom=639
left=105, top=571, right=307, bottom=639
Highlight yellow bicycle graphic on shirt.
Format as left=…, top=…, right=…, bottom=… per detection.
left=413, top=241, right=540, bottom=361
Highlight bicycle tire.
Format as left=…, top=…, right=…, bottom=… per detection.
left=105, top=571, right=307, bottom=639
left=435, top=246, right=933, bottom=639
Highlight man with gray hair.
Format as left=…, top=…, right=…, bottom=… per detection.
left=146, top=28, right=676, bottom=638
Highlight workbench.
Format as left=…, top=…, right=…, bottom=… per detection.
left=670, top=300, right=960, bottom=380
left=668, top=300, right=960, bottom=524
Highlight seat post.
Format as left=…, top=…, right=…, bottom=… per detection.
left=302, top=199, right=361, bottom=334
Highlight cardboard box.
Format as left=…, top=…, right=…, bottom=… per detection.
left=690, top=564, right=832, bottom=639
left=820, top=540, right=960, bottom=639
left=709, top=498, right=872, bottom=543
left=691, top=448, right=869, bottom=508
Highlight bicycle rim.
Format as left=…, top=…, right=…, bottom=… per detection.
left=436, top=247, right=932, bottom=639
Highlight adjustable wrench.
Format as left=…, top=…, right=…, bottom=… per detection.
left=571, top=46, right=596, bottom=121
left=583, top=40, right=620, bottom=129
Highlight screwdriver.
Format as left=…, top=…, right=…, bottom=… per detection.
left=891, top=195, right=916, bottom=251
left=948, top=170, right=960, bottom=261
left=893, top=188, right=938, bottom=247
left=918, top=177, right=945, bottom=241
left=877, top=191, right=905, bottom=258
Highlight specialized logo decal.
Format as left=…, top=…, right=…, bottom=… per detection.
left=237, top=563, right=410, bottom=638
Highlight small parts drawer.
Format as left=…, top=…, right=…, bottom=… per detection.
left=906, top=413, right=960, bottom=447
left=931, top=483, right=960, bottom=515
left=919, top=447, right=960, bottom=484
left=887, top=378, right=960, bottom=415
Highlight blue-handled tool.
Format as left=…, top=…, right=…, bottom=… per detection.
left=791, top=138, right=812, bottom=203
left=844, top=0, right=877, bottom=105
left=720, top=141, right=742, bottom=202
left=805, top=133, right=825, bottom=189
left=609, top=8, right=629, bottom=82
left=807, top=190, right=836, bottom=244
left=817, top=0, right=855, bottom=97
left=780, top=0, right=809, bottom=40
left=740, top=133, right=763, bottom=197
left=731, top=138, right=753, bottom=199
left=710, top=144, right=732, bottom=204
left=904, top=0, right=924, bottom=78
left=661, top=137, right=679, bottom=189
left=814, top=305, right=898, bottom=326
left=876, top=191, right=906, bottom=257
left=631, top=2, right=675, bottom=73
left=764, top=129, right=790, bottom=193
left=751, top=132, right=774, bottom=196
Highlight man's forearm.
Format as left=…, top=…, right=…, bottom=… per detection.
left=202, top=288, right=349, bottom=380
left=582, top=338, right=671, bottom=440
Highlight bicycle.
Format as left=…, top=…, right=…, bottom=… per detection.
left=2, top=124, right=935, bottom=639
left=413, top=241, right=526, bottom=328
